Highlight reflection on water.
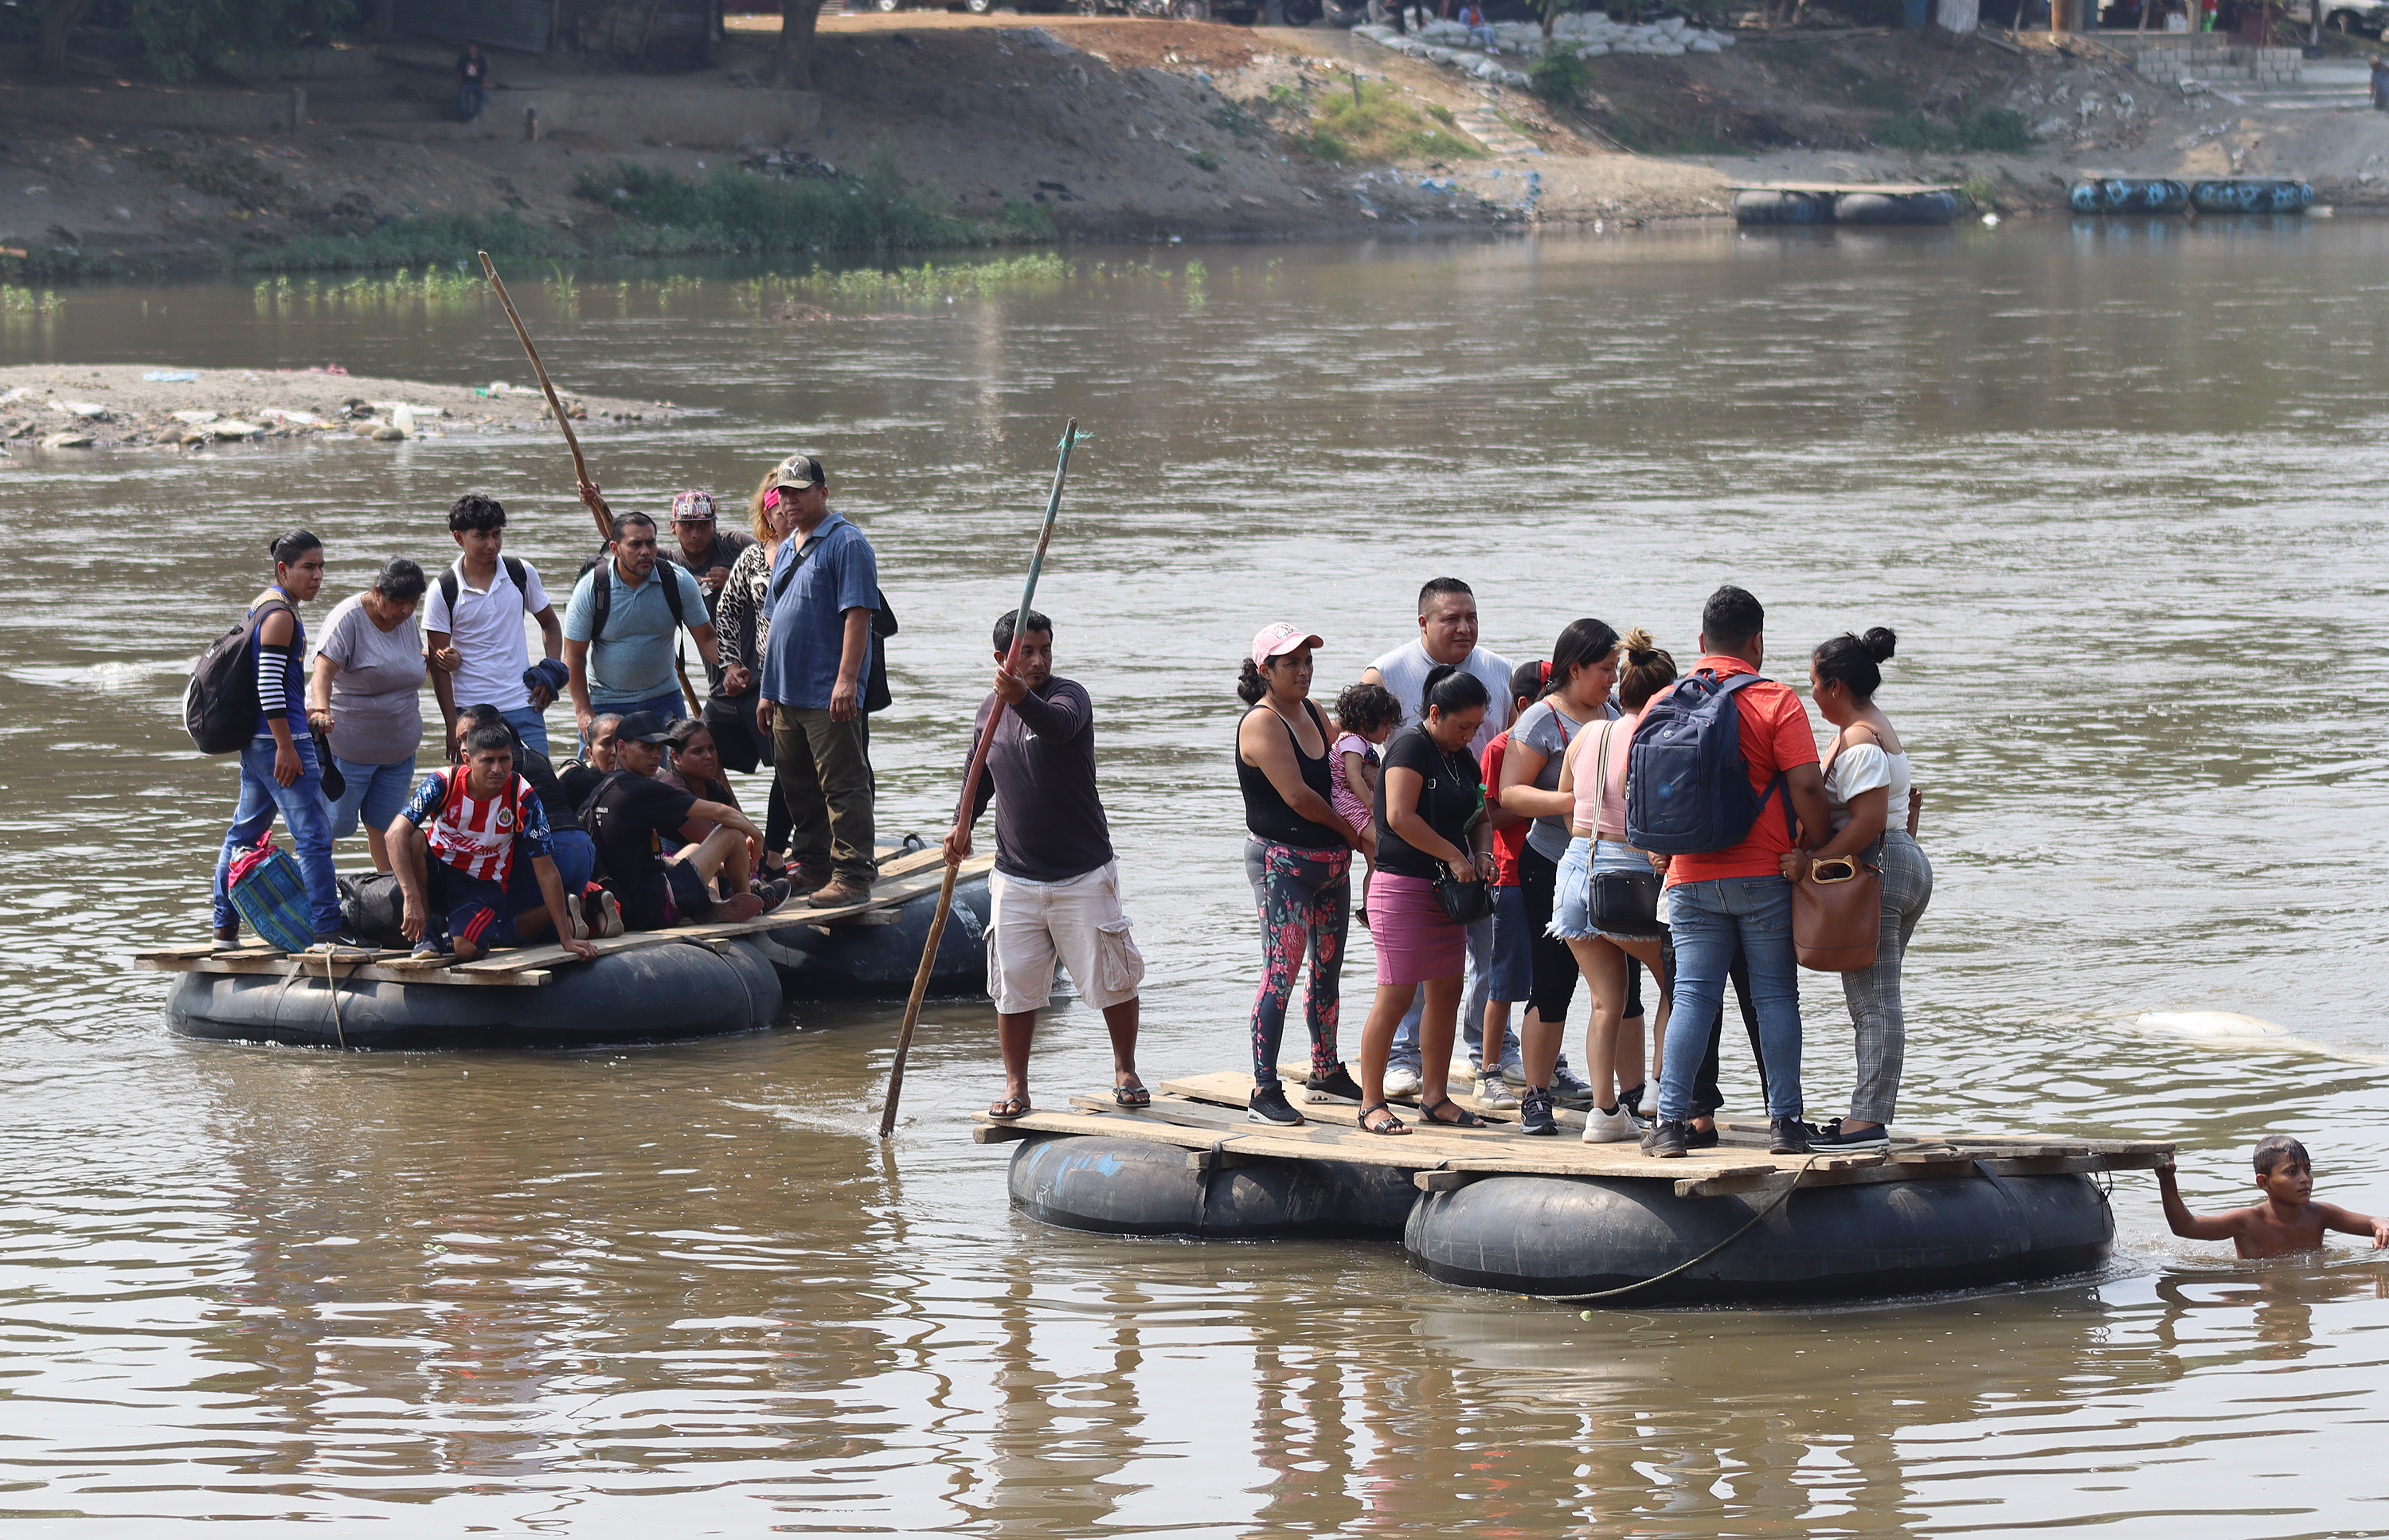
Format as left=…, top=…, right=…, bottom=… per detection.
left=3, top=221, right=2389, bottom=1530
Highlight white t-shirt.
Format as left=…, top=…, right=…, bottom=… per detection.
left=1367, top=637, right=1515, bottom=759
left=424, top=555, right=549, bottom=714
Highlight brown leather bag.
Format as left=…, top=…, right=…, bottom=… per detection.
left=1792, top=852, right=1882, bottom=971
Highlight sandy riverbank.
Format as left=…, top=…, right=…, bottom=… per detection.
left=0, top=364, right=671, bottom=457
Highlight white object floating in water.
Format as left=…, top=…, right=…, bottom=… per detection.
left=2132, top=1010, right=2287, bottom=1039
left=171, top=409, right=218, bottom=425
left=391, top=403, right=416, bottom=438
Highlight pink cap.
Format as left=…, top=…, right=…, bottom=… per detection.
left=1251, top=622, right=1324, bottom=668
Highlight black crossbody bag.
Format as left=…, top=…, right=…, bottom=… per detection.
left=1586, top=720, right=1663, bottom=937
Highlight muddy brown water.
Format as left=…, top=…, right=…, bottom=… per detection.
left=5, top=221, right=2389, bottom=1533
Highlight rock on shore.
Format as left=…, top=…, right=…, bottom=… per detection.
left=0, top=365, right=670, bottom=457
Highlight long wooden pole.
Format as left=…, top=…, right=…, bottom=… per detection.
left=479, top=250, right=608, bottom=546
left=878, top=419, right=1081, bottom=1139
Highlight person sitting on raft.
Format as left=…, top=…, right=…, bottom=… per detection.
left=388, top=720, right=600, bottom=963
left=659, top=717, right=759, bottom=907
left=945, top=608, right=1148, bottom=1120
left=2157, top=1136, right=2387, bottom=1259
left=455, top=703, right=617, bottom=938
left=583, top=710, right=784, bottom=931
left=557, top=711, right=622, bottom=815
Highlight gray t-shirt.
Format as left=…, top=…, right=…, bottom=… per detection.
left=315, top=592, right=425, bottom=765
left=1512, top=696, right=1617, bottom=862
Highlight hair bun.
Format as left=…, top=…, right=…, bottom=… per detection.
left=1621, top=625, right=1657, bottom=661
left=1861, top=627, right=1897, bottom=664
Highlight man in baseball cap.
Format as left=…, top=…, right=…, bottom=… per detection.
left=667, top=488, right=751, bottom=624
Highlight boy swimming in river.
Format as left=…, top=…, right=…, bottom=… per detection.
left=2156, top=1135, right=2389, bottom=1259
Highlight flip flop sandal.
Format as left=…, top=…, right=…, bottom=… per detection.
left=1418, top=1099, right=1487, bottom=1128
left=988, top=1096, right=1032, bottom=1120
left=1358, top=1101, right=1410, bottom=1136
left=1113, top=1082, right=1151, bottom=1108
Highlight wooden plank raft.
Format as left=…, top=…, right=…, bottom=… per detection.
left=135, top=846, right=992, bottom=989
left=1726, top=182, right=1961, bottom=194
left=975, top=1069, right=2172, bottom=1199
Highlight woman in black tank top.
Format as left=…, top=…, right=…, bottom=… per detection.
left=1235, top=626, right=1367, bottom=1126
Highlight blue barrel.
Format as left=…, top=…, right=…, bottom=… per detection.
left=1834, top=190, right=1961, bottom=225
left=1732, top=190, right=1833, bottom=225
left=2070, top=177, right=2190, bottom=214
left=2189, top=178, right=2313, bottom=214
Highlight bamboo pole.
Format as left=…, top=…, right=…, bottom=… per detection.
left=878, top=420, right=1082, bottom=1139
left=479, top=251, right=609, bottom=546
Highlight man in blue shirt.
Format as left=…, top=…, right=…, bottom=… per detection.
left=755, top=453, right=879, bottom=908
left=562, top=509, right=721, bottom=749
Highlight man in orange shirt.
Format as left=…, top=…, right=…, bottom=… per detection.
left=1644, top=587, right=1834, bottom=1159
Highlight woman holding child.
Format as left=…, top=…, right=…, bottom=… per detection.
left=1551, top=628, right=1679, bottom=1143
left=1236, top=623, right=1368, bottom=1127
left=1355, top=664, right=1497, bottom=1135
left=1790, top=627, right=1930, bottom=1151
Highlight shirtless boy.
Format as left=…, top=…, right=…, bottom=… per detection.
left=2157, top=1135, right=2389, bottom=1259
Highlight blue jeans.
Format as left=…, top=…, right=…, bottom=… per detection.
left=213, top=733, right=342, bottom=939
left=459, top=85, right=485, bottom=121
left=1659, top=876, right=1803, bottom=1122
left=585, top=687, right=685, bottom=752
left=501, top=706, right=551, bottom=759
left=323, top=752, right=417, bottom=840
left=515, top=828, right=597, bottom=906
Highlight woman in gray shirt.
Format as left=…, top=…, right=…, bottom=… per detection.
left=309, top=557, right=429, bottom=872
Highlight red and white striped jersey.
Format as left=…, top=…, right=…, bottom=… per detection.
left=401, top=768, right=550, bottom=885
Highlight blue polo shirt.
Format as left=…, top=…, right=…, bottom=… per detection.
left=760, top=511, right=878, bottom=710
left=562, top=559, right=707, bottom=706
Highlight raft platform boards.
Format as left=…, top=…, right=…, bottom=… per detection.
left=1726, top=182, right=1960, bottom=195
left=136, top=846, right=995, bottom=989
left=974, top=1068, right=2172, bottom=1198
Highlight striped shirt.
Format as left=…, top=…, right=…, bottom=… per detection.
left=401, top=768, right=553, bottom=885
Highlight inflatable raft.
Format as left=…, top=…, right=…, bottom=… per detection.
left=1732, top=184, right=1961, bottom=228
left=147, top=849, right=994, bottom=1049
left=982, top=1073, right=2167, bottom=1307
left=2070, top=177, right=2190, bottom=215
left=2189, top=178, right=2313, bottom=215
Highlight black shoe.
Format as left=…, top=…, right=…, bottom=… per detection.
left=1684, top=1121, right=1719, bottom=1149
left=1303, top=1063, right=1365, bottom=1104
left=1248, top=1083, right=1304, bottom=1126
left=1617, top=1081, right=1650, bottom=1128
left=1813, top=1118, right=1890, bottom=1150
left=1519, top=1087, right=1558, bottom=1136
left=1769, top=1116, right=1812, bottom=1155
left=1640, top=1119, right=1690, bottom=1158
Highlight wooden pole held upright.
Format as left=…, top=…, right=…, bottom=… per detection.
left=479, top=251, right=609, bottom=545
left=878, top=420, right=1083, bottom=1140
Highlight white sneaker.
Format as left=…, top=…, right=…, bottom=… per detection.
left=564, top=893, right=589, bottom=941
left=1582, top=1103, right=1635, bottom=1143
left=1473, top=1073, right=1519, bottom=1111
left=1384, top=1065, right=1422, bottom=1098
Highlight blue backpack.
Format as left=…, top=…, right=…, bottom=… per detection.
left=1624, top=669, right=1795, bottom=855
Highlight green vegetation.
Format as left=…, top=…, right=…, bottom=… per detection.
left=237, top=211, right=577, bottom=272
left=1528, top=47, right=1590, bottom=110
left=1959, top=173, right=2001, bottom=212
left=1, top=283, right=64, bottom=315
left=779, top=253, right=1073, bottom=303
left=1604, top=109, right=1747, bottom=157
left=577, top=150, right=982, bottom=255
left=1871, top=106, right=2035, bottom=154
left=251, top=266, right=487, bottom=312
left=1188, top=149, right=1223, bottom=173
left=1297, top=79, right=1487, bottom=165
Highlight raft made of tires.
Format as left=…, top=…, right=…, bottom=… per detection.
left=2188, top=178, right=2313, bottom=215
left=2070, top=177, right=2191, bottom=215
left=1732, top=190, right=1835, bottom=225
left=1007, top=1133, right=1418, bottom=1239
left=1732, top=185, right=1962, bottom=227
left=165, top=936, right=783, bottom=1049
left=753, top=869, right=991, bottom=1000
left=1832, top=190, right=1960, bottom=226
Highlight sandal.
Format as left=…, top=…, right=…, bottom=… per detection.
left=1418, top=1099, right=1486, bottom=1128
left=1358, top=1101, right=1410, bottom=1136
left=988, top=1095, right=1032, bottom=1120
left=1112, top=1080, right=1151, bottom=1108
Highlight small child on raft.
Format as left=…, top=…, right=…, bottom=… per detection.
left=1331, top=681, right=1402, bottom=925
left=2157, top=1134, right=2389, bottom=1259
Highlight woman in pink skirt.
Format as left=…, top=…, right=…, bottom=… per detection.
left=1357, top=663, right=1498, bottom=1135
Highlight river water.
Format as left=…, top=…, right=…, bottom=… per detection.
left=5, top=219, right=2389, bottom=1534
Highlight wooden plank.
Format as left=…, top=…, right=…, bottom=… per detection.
left=1676, top=1157, right=1976, bottom=1198
left=1415, top=1170, right=1487, bottom=1193
left=973, top=1124, right=1034, bottom=1144
left=971, top=1108, right=1443, bottom=1171
left=136, top=943, right=233, bottom=963
left=141, top=952, right=548, bottom=987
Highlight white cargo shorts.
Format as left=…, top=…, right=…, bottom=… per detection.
left=986, top=861, right=1146, bottom=1015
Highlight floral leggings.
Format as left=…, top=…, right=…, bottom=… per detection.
left=1244, top=838, right=1352, bottom=1088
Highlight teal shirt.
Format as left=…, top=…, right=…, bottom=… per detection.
left=562, top=560, right=707, bottom=706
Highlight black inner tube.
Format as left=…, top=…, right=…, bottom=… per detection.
left=1535, top=1151, right=1829, bottom=1304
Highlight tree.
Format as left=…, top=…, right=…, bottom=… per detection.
left=775, top=0, right=827, bottom=88
left=38, top=0, right=96, bottom=76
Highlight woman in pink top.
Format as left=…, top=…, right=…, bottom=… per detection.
left=1549, top=628, right=1677, bottom=1143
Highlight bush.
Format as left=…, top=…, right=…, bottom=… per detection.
left=1300, top=78, right=1488, bottom=163
left=1529, top=47, right=1590, bottom=109
left=238, top=212, right=578, bottom=272
left=577, top=148, right=982, bottom=254
left=1871, top=105, right=2035, bottom=154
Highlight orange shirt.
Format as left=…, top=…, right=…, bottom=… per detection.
left=1664, top=655, right=1820, bottom=887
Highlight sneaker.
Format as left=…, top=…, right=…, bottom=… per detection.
left=563, top=893, right=589, bottom=941
left=1618, top=1082, right=1651, bottom=1128
left=1548, top=1066, right=1597, bottom=1110
left=1582, top=1103, right=1635, bottom=1143
left=588, top=889, right=625, bottom=939
left=212, top=924, right=240, bottom=948
left=1813, top=1119, right=1890, bottom=1151
left=753, top=877, right=792, bottom=913
left=1472, top=1073, right=1519, bottom=1111
left=804, top=881, right=872, bottom=909
left=1685, top=1120, right=1720, bottom=1149
left=1247, top=1083, right=1304, bottom=1126
left=1769, top=1116, right=1812, bottom=1155
left=410, top=932, right=448, bottom=960
left=1499, top=1057, right=1530, bottom=1091
left=1640, top=1119, right=1690, bottom=1159
left=1383, top=1065, right=1423, bottom=1099
left=1303, top=1064, right=1365, bottom=1103
left=1519, top=1087, right=1558, bottom=1136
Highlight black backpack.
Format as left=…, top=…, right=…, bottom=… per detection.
left=186, top=596, right=294, bottom=754
left=436, top=556, right=529, bottom=627
left=577, top=549, right=686, bottom=640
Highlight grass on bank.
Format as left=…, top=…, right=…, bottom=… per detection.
left=1871, top=105, right=2035, bottom=154
left=1298, top=80, right=1486, bottom=165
